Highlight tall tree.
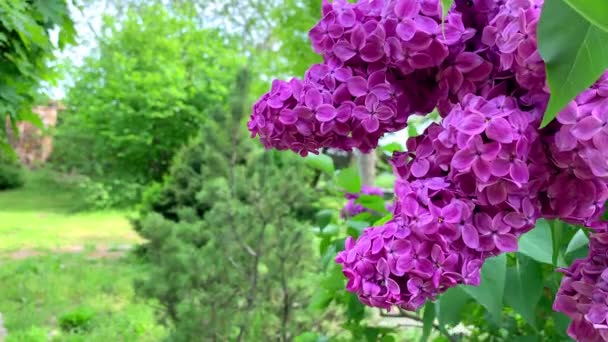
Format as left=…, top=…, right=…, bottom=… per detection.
left=53, top=4, right=241, bottom=184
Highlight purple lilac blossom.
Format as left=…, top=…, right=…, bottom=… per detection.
left=249, top=0, right=608, bottom=337
left=554, top=232, right=608, bottom=342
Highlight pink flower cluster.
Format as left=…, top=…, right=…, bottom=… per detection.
left=249, top=0, right=608, bottom=338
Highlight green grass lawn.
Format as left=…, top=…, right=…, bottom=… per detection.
left=0, top=255, right=167, bottom=342
left=0, top=170, right=165, bottom=341
left=0, top=171, right=141, bottom=252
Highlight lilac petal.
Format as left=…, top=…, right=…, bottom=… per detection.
left=486, top=182, right=507, bottom=205
left=440, top=23, right=462, bottom=45
left=362, top=116, right=380, bottom=133
left=555, top=126, right=577, bottom=151
left=347, top=76, right=368, bottom=97
left=457, top=114, right=486, bottom=135
left=278, top=109, right=298, bottom=125
left=333, top=40, right=356, bottom=61
left=315, top=104, right=337, bottom=122
left=305, top=89, right=323, bottom=108
left=510, top=160, right=529, bottom=183
left=411, top=159, right=430, bottom=178
left=295, top=121, right=312, bottom=136
left=334, top=67, right=352, bottom=82
left=401, top=196, right=420, bottom=216
left=350, top=25, right=367, bottom=50
left=353, top=106, right=369, bottom=120
left=442, top=202, right=462, bottom=223
left=320, top=121, right=334, bottom=135
left=487, top=117, right=514, bottom=143
left=585, top=305, right=608, bottom=324
left=494, top=233, right=518, bottom=252
left=409, top=53, right=434, bottom=68
left=338, top=9, right=356, bottom=28
left=328, top=24, right=344, bottom=38
left=503, top=212, right=526, bottom=228
left=393, top=240, right=411, bottom=255
left=557, top=102, right=579, bottom=124
left=593, top=132, right=608, bottom=152
left=376, top=106, right=395, bottom=120
left=396, top=19, right=417, bottom=41
left=371, top=84, right=391, bottom=101
left=407, top=278, right=422, bottom=295
left=371, top=237, right=384, bottom=254
left=360, top=38, right=385, bottom=63
left=462, top=224, right=480, bottom=249
left=452, top=149, right=476, bottom=170
left=455, top=52, right=484, bottom=73
left=377, top=258, right=390, bottom=277
left=472, top=159, right=492, bottom=182
left=415, top=15, right=438, bottom=34
left=491, top=159, right=510, bottom=177
left=553, top=295, right=578, bottom=314
left=394, top=0, right=419, bottom=18
left=386, top=278, right=401, bottom=295
left=572, top=116, right=603, bottom=141
left=294, top=106, right=313, bottom=119
left=480, top=141, right=501, bottom=161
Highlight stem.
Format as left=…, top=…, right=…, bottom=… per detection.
left=357, top=151, right=376, bottom=186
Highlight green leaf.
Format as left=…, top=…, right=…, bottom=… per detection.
left=356, top=195, right=388, bottom=214
left=461, top=254, right=507, bottom=323
left=335, top=167, right=361, bottom=193
left=305, top=153, right=334, bottom=175
left=381, top=142, right=404, bottom=154
left=373, top=214, right=393, bottom=226
left=566, top=229, right=589, bottom=255
left=421, top=301, right=435, bottom=342
left=18, top=110, right=44, bottom=129
left=518, top=219, right=553, bottom=265
left=315, top=209, right=334, bottom=228
left=308, top=289, right=334, bottom=311
left=436, top=287, right=470, bottom=326
left=563, top=0, right=608, bottom=32
left=504, top=255, right=543, bottom=328
left=375, top=173, right=395, bottom=188
left=538, top=0, right=608, bottom=127
left=441, top=0, right=454, bottom=17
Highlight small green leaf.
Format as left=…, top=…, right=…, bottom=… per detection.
left=461, top=254, right=507, bottom=323
left=538, top=0, right=608, bottom=127
left=356, top=195, right=388, bottom=214
left=504, top=255, right=543, bottom=328
left=441, top=0, right=454, bottom=17
left=315, top=209, right=334, bottom=228
left=373, top=214, right=393, bottom=226
left=335, top=167, right=361, bottom=193
left=305, top=153, right=334, bottom=174
left=436, top=287, right=470, bottom=326
left=518, top=219, right=554, bottom=265
left=381, top=142, right=404, bottom=153
left=566, top=229, right=589, bottom=255
left=421, top=301, right=435, bottom=342
left=563, top=0, right=608, bottom=32
left=18, top=110, right=44, bottom=129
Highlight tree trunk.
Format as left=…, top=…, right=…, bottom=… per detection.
left=357, top=151, right=376, bottom=186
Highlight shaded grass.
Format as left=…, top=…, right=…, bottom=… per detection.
left=0, top=254, right=167, bottom=341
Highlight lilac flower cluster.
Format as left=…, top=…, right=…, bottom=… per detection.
left=554, top=233, right=608, bottom=342
left=248, top=0, right=478, bottom=155
left=341, top=185, right=386, bottom=218
left=249, top=0, right=608, bottom=337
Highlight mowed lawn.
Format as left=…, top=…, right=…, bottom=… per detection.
left=0, top=171, right=142, bottom=252
left=0, top=171, right=166, bottom=341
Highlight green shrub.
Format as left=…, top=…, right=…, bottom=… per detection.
left=59, top=307, right=97, bottom=333
left=0, top=154, right=25, bottom=190
left=133, top=70, right=319, bottom=341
